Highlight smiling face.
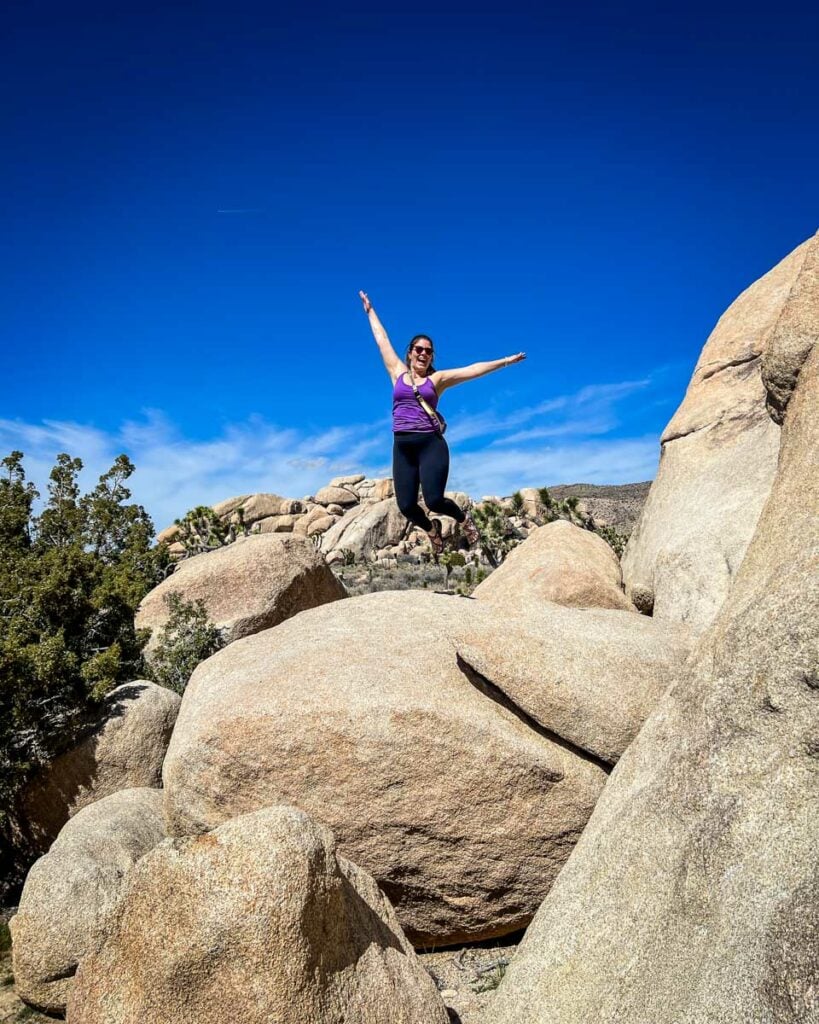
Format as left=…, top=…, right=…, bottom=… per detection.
left=407, top=335, right=434, bottom=377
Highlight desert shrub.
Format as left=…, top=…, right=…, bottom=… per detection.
left=471, top=959, right=509, bottom=993
left=537, top=486, right=553, bottom=509
left=510, top=491, right=524, bottom=515
left=147, top=594, right=223, bottom=695
left=596, top=524, right=628, bottom=558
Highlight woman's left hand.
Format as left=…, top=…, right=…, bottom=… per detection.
left=506, top=352, right=526, bottom=365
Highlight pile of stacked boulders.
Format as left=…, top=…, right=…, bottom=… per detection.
left=157, top=478, right=588, bottom=568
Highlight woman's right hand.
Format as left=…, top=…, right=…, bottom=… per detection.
left=359, top=290, right=372, bottom=314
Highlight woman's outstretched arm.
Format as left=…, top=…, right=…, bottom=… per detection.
left=359, top=291, right=405, bottom=381
left=433, top=352, right=526, bottom=393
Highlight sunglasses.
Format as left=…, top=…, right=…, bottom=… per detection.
left=413, top=346, right=433, bottom=355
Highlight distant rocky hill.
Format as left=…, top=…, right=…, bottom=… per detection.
left=545, top=482, right=651, bottom=536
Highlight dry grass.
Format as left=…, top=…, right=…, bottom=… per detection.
left=334, top=556, right=491, bottom=597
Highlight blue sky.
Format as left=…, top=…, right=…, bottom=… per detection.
left=2, top=0, right=817, bottom=528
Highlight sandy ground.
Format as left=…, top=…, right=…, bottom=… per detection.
left=1, top=950, right=51, bottom=1024
left=420, top=938, right=518, bottom=1024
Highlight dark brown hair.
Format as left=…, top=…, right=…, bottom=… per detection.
left=405, top=334, right=436, bottom=375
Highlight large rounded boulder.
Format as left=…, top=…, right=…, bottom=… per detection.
left=321, top=498, right=408, bottom=561
left=453, top=603, right=692, bottom=766
left=136, top=533, right=346, bottom=649
left=11, top=788, right=165, bottom=1015
left=16, top=681, right=179, bottom=856
left=67, top=806, right=449, bottom=1024
left=474, top=519, right=635, bottom=613
left=162, top=591, right=608, bottom=945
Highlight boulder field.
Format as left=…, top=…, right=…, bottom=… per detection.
left=162, top=584, right=688, bottom=944
left=9, top=232, right=817, bottom=1023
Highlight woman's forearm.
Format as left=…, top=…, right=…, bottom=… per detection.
left=439, top=352, right=525, bottom=390
left=472, top=357, right=515, bottom=378
left=367, top=307, right=391, bottom=348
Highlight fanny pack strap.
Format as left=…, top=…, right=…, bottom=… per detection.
left=409, top=375, right=445, bottom=434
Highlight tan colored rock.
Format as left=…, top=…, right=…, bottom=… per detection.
left=474, top=520, right=636, bottom=613
left=304, top=504, right=335, bottom=526
left=155, top=523, right=180, bottom=545
left=231, top=492, right=287, bottom=523
left=372, top=478, right=395, bottom=500
left=315, top=484, right=359, bottom=507
left=306, top=513, right=335, bottom=536
left=762, top=231, right=819, bottom=423
left=16, top=682, right=179, bottom=856
left=455, top=603, right=691, bottom=765
left=255, top=513, right=295, bottom=533
left=135, top=534, right=346, bottom=649
left=489, top=285, right=819, bottom=1023
left=326, top=502, right=345, bottom=515
left=517, top=487, right=545, bottom=518
left=11, top=789, right=165, bottom=1015
left=68, top=806, right=448, bottom=1024
left=330, top=473, right=366, bottom=488
left=162, top=592, right=607, bottom=945
left=321, top=499, right=408, bottom=561
left=622, top=235, right=819, bottom=632
left=211, top=494, right=251, bottom=518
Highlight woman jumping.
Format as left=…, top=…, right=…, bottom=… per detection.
left=359, top=290, right=525, bottom=556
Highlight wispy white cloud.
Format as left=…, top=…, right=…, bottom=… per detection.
left=446, top=377, right=649, bottom=445
left=0, top=414, right=390, bottom=531
left=0, top=374, right=664, bottom=532
left=449, top=438, right=659, bottom=499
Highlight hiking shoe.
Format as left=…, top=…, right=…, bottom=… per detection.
left=461, top=512, right=481, bottom=547
left=428, top=519, right=445, bottom=557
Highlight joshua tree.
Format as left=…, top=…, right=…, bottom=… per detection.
left=510, top=491, right=525, bottom=516
left=174, top=506, right=227, bottom=555
left=440, top=550, right=466, bottom=590
left=472, top=501, right=517, bottom=566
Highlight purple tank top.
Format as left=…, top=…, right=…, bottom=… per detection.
left=392, top=373, right=440, bottom=433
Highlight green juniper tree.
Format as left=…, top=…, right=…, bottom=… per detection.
left=148, top=593, right=223, bottom=695
left=0, top=451, right=169, bottom=893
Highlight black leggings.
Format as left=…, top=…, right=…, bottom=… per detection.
left=393, top=431, right=466, bottom=531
